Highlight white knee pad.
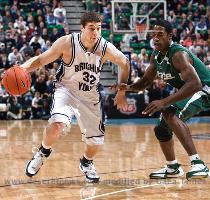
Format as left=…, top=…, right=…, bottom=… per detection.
left=84, top=136, right=104, bottom=146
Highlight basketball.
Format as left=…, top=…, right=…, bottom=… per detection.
left=2, top=66, right=31, bottom=96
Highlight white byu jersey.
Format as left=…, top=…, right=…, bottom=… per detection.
left=55, top=33, right=109, bottom=103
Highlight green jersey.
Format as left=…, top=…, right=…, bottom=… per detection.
left=153, top=43, right=210, bottom=90
left=153, top=44, right=210, bottom=139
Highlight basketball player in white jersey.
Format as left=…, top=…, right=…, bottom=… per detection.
left=22, top=12, right=130, bottom=183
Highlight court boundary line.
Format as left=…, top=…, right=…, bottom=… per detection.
left=81, top=183, right=160, bottom=200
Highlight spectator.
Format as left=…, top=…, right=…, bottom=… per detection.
left=4, top=31, right=16, bottom=54
left=189, top=41, right=201, bottom=55
left=14, top=16, right=27, bottom=30
left=31, top=91, right=43, bottom=119
left=30, top=36, right=41, bottom=53
left=3, top=10, right=13, bottom=25
left=8, top=47, right=23, bottom=65
left=89, top=0, right=98, bottom=12
left=192, top=11, right=200, bottom=23
left=34, top=74, right=48, bottom=95
left=41, top=28, right=50, bottom=41
left=46, top=11, right=56, bottom=25
left=29, top=32, right=45, bottom=48
left=46, top=74, right=54, bottom=93
left=19, top=42, right=34, bottom=60
left=182, top=36, right=193, bottom=47
left=186, top=21, right=195, bottom=36
left=26, top=23, right=36, bottom=40
left=60, top=25, right=71, bottom=36
left=34, top=9, right=44, bottom=27
left=0, top=54, right=10, bottom=70
left=41, top=40, right=51, bottom=52
left=7, top=97, right=22, bottom=120
left=55, top=11, right=66, bottom=25
left=0, top=42, right=6, bottom=54
left=172, top=28, right=181, bottom=43
left=194, top=33, right=205, bottom=46
left=30, top=0, right=42, bottom=12
left=130, top=53, right=139, bottom=78
left=50, top=27, right=60, bottom=42
left=138, top=48, right=149, bottom=73
left=167, top=10, right=176, bottom=23
left=10, top=1, right=18, bottom=19
left=53, top=2, right=66, bottom=18
left=195, top=15, right=208, bottom=37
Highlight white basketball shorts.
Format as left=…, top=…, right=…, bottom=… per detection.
left=48, top=86, right=105, bottom=145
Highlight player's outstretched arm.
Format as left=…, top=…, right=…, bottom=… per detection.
left=21, top=36, right=70, bottom=72
left=127, top=55, right=156, bottom=91
left=103, top=43, right=130, bottom=109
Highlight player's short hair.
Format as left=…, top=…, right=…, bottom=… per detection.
left=154, top=20, right=173, bottom=34
left=81, top=12, right=103, bottom=27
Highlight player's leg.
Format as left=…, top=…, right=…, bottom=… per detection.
left=150, top=92, right=210, bottom=179
left=25, top=87, right=73, bottom=177
left=151, top=92, right=210, bottom=179
left=7, top=111, right=18, bottom=119
left=76, top=101, right=105, bottom=183
left=162, top=108, right=197, bottom=156
left=154, top=120, right=175, bottom=161
left=84, top=144, right=100, bottom=160
left=80, top=144, right=102, bottom=183
left=175, top=92, right=210, bottom=179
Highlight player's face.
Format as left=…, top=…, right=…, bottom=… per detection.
left=152, top=25, right=172, bottom=52
left=82, top=22, right=101, bottom=44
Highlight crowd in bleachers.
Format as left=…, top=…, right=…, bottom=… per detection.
left=0, top=0, right=69, bottom=119
left=0, top=0, right=209, bottom=119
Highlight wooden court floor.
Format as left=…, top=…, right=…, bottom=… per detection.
left=0, top=119, right=210, bottom=200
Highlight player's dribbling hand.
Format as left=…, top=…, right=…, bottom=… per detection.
left=142, top=100, right=165, bottom=116
left=114, top=90, right=128, bottom=110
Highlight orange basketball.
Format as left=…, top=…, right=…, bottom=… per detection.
left=2, top=66, right=31, bottom=95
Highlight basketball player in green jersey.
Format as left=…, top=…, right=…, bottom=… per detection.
left=117, top=20, right=210, bottom=179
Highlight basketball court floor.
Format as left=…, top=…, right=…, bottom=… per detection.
left=0, top=118, right=210, bottom=199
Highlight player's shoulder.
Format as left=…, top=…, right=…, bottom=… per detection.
left=59, top=34, right=72, bottom=42
left=170, top=42, right=187, bottom=52
left=104, top=40, right=117, bottom=52
left=169, top=43, right=189, bottom=58
left=54, top=34, right=73, bottom=48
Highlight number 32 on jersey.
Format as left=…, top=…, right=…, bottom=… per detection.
left=79, top=71, right=96, bottom=91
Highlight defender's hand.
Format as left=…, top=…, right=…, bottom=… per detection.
left=142, top=100, right=165, bottom=116
left=110, top=83, right=129, bottom=92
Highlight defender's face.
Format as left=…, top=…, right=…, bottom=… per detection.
left=81, top=22, right=101, bottom=44
left=152, top=25, right=172, bottom=52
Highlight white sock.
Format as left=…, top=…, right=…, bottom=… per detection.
left=190, top=154, right=200, bottom=162
left=166, top=160, right=178, bottom=165
left=42, top=141, right=51, bottom=149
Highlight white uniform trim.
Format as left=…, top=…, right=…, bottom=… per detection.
left=178, top=90, right=207, bottom=118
